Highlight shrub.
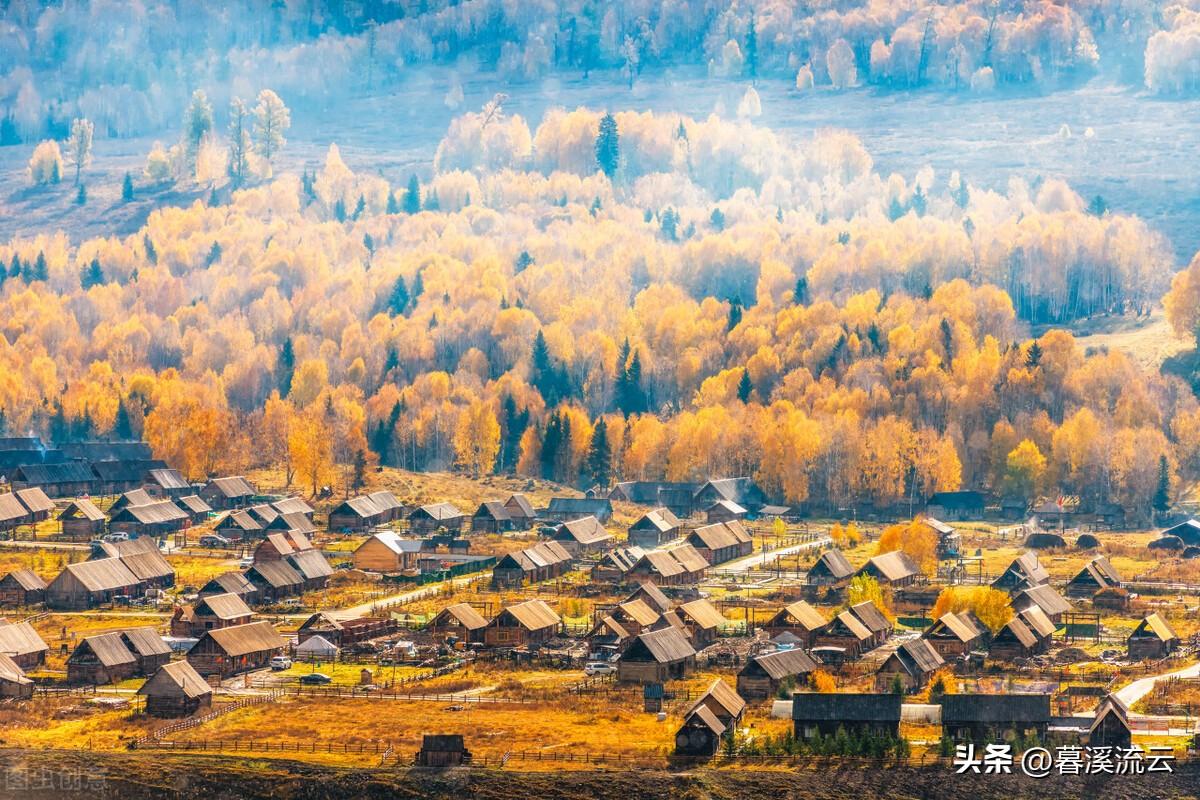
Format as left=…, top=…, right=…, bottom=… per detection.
left=28, top=140, right=63, bottom=185
left=1075, top=533, right=1100, bottom=549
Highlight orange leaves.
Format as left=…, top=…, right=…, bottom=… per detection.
left=876, top=519, right=938, bottom=577
left=930, top=586, right=1013, bottom=634
left=453, top=399, right=501, bottom=477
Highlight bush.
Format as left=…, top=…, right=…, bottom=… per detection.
left=1075, top=533, right=1100, bottom=549
left=1024, top=533, right=1066, bottom=549
left=28, top=140, right=63, bottom=185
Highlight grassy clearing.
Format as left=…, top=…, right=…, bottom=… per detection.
left=0, top=696, right=157, bottom=750
left=30, top=613, right=169, bottom=672
left=168, top=553, right=240, bottom=590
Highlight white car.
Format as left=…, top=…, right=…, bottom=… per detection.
left=584, top=661, right=617, bottom=676
left=269, top=656, right=292, bottom=671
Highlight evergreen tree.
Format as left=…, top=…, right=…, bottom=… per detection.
left=386, top=191, right=399, bottom=214
left=208, top=188, right=220, bottom=207
left=114, top=399, right=134, bottom=439
left=586, top=417, right=612, bottom=486
left=206, top=242, right=222, bottom=266
left=278, top=337, right=296, bottom=395
left=49, top=404, right=69, bottom=444
left=745, top=17, right=758, bottom=80
left=351, top=449, right=368, bottom=491
left=30, top=251, right=47, bottom=282
left=911, top=185, right=927, bottom=216
left=353, top=194, right=366, bottom=220
left=595, top=112, right=620, bottom=179
left=404, top=174, right=421, bottom=214
left=793, top=276, right=809, bottom=305
left=383, top=348, right=399, bottom=374
left=540, top=412, right=562, bottom=481
left=333, top=198, right=347, bottom=222
left=888, top=196, right=906, bottom=221
left=500, top=394, right=529, bottom=471
left=515, top=251, right=534, bottom=273
left=388, top=275, right=410, bottom=316
left=75, top=183, right=87, bottom=205
left=589, top=196, right=602, bottom=216
left=737, top=369, right=753, bottom=403
left=531, top=330, right=559, bottom=404
left=182, top=89, right=214, bottom=168
left=80, top=257, right=104, bottom=289
left=1025, top=341, right=1043, bottom=368
left=144, top=235, right=157, bottom=264
left=659, top=207, right=678, bottom=240
left=7, top=254, right=19, bottom=279
left=363, top=233, right=375, bottom=254
left=727, top=301, right=743, bottom=331
left=412, top=270, right=424, bottom=302
left=423, top=190, right=440, bottom=211
left=226, top=97, right=252, bottom=184
left=1087, top=194, right=1108, bottom=217
left=1154, top=455, right=1171, bottom=518
left=121, top=172, right=134, bottom=201
left=710, top=207, right=725, bottom=231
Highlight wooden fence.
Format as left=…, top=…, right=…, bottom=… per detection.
left=133, top=691, right=281, bottom=746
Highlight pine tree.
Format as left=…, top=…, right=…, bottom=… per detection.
left=75, top=183, right=87, bottom=205
left=144, top=235, right=157, bottom=264
left=515, top=251, right=534, bottom=272
left=423, top=191, right=440, bottom=211
left=278, top=337, right=296, bottom=395
left=532, top=330, right=557, bottom=404
left=660, top=207, right=678, bottom=240
left=404, top=174, right=421, bottom=214
left=587, top=417, right=612, bottom=486
left=727, top=301, right=743, bottom=331
left=388, top=275, right=410, bottom=316
left=206, top=242, right=222, bottom=266
left=80, top=257, right=104, bottom=289
left=252, top=89, right=290, bottom=167
left=227, top=97, right=251, bottom=184
left=49, top=404, right=68, bottom=444
left=353, top=194, right=366, bottom=220
left=7, top=254, right=19, bottom=279
left=595, top=112, right=619, bottom=179
left=351, top=449, right=368, bottom=491
left=1154, top=455, right=1171, bottom=519
left=745, top=17, right=758, bottom=80
left=1025, top=341, right=1043, bottom=368
left=114, top=399, right=133, bottom=439
left=793, top=276, right=809, bottom=304
left=121, top=172, right=134, bottom=201
left=386, top=191, right=399, bottom=214
left=333, top=198, right=346, bottom=222
left=911, top=185, right=927, bottom=217
left=540, top=412, right=562, bottom=481
left=182, top=89, right=214, bottom=168
left=737, top=369, right=753, bottom=403
left=30, top=251, right=47, bottom=282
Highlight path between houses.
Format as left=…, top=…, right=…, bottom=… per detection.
left=327, top=573, right=482, bottom=622
left=1113, top=659, right=1200, bottom=708
left=719, top=536, right=832, bottom=573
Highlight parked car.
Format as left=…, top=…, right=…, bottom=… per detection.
left=238, top=557, right=254, bottom=568
left=299, top=672, right=331, bottom=685
left=269, top=656, right=292, bottom=671
left=103, top=532, right=129, bottom=543
left=584, top=661, right=617, bottom=677
left=199, top=534, right=229, bottom=547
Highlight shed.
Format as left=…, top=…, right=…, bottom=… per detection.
left=941, top=693, right=1051, bottom=742
left=46, top=558, right=143, bottom=610
left=199, top=572, right=259, bottom=604
left=245, top=560, right=304, bottom=602
left=287, top=549, right=334, bottom=590
left=90, top=459, right=169, bottom=494
left=1159, top=519, right=1200, bottom=546
left=686, top=678, right=746, bottom=729
left=676, top=598, right=727, bottom=648
left=14, top=487, right=54, bottom=522
left=58, top=498, right=106, bottom=538
left=0, top=621, right=49, bottom=669
left=675, top=704, right=726, bottom=757
left=625, top=581, right=671, bottom=614
left=172, top=592, right=254, bottom=637
left=792, top=692, right=901, bottom=740
left=271, top=496, right=315, bottom=520
left=471, top=501, right=513, bottom=533
left=0, top=493, right=30, bottom=531
left=66, top=626, right=170, bottom=684
left=685, top=521, right=753, bottom=565
left=108, top=500, right=189, bottom=536
left=847, top=601, right=893, bottom=649
left=176, top=495, right=213, bottom=523
left=1127, top=613, right=1179, bottom=661
left=692, top=478, right=766, bottom=515
left=814, top=610, right=873, bottom=660
left=186, top=621, right=286, bottom=678
left=0, top=653, right=31, bottom=699
left=737, top=648, right=819, bottom=700
left=922, top=611, right=986, bottom=658
left=1065, top=556, right=1123, bottom=599
left=215, top=510, right=263, bottom=541
left=617, top=626, right=697, bottom=684
left=138, top=660, right=212, bottom=717
left=705, top=499, right=747, bottom=524
left=416, top=734, right=471, bottom=767
left=0, top=569, right=47, bottom=606
left=145, top=468, right=190, bottom=497
left=1088, top=694, right=1131, bottom=749
left=328, top=495, right=387, bottom=532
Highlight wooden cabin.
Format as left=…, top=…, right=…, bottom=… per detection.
left=687, top=678, right=746, bottom=731
left=923, top=517, right=961, bottom=559
left=287, top=549, right=333, bottom=591
left=855, top=551, right=920, bottom=589
left=992, top=552, right=1050, bottom=593
left=409, top=502, right=466, bottom=535
left=675, top=705, right=727, bottom=757
left=416, top=734, right=471, bottom=767
left=1127, top=613, right=1179, bottom=661
left=58, top=498, right=106, bottom=538
left=941, top=693, right=1051, bottom=743
left=1065, top=556, right=1123, bottom=599
left=705, top=499, right=747, bottom=524
left=328, top=494, right=388, bottom=532
left=90, top=459, right=168, bottom=495
left=1088, top=694, right=1132, bottom=750
left=627, top=508, right=684, bottom=549
left=0, top=654, right=32, bottom=699
left=200, top=476, right=256, bottom=510
left=549, top=515, right=613, bottom=555
left=482, top=599, right=560, bottom=648
left=990, top=614, right=1050, bottom=661
left=145, top=468, right=190, bottom=498
left=0, top=621, right=49, bottom=669
left=625, top=581, right=671, bottom=614
left=471, top=501, right=512, bottom=533
left=46, top=558, right=143, bottom=610
left=612, top=598, right=661, bottom=636
left=676, top=598, right=727, bottom=648
left=271, top=496, right=315, bottom=521
left=792, top=693, right=901, bottom=740
left=1012, top=584, right=1071, bottom=625
left=171, top=592, right=254, bottom=637
left=685, top=521, right=753, bottom=565
left=922, top=611, right=986, bottom=658
left=215, top=510, right=263, bottom=541
left=0, top=493, right=30, bottom=534
left=692, top=478, right=766, bottom=516
left=490, top=541, right=571, bottom=588
left=805, top=549, right=854, bottom=592
left=813, top=610, right=873, bottom=661
left=0, top=569, right=46, bottom=606
left=617, top=626, right=697, bottom=684
left=14, top=487, right=54, bottom=523
left=186, top=621, right=287, bottom=678
left=762, top=601, right=827, bottom=648
left=353, top=532, right=425, bottom=572
left=244, top=560, right=304, bottom=602
left=736, top=648, right=819, bottom=700
left=199, top=572, right=258, bottom=605
left=138, top=660, right=212, bottom=717
left=427, top=603, right=489, bottom=644
left=925, top=491, right=985, bottom=522
left=66, top=627, right=170, bottom=684
left=10, top=462, right=95, bottom=498
left=545, top=497, right=613, bottom=523
left=847, top=601, right=893, bottom=650
left=264, top=512, right=317, bottom=538
left=502, top=494, right=536, bottom=529
left=875, top=639, right=944, bottom=693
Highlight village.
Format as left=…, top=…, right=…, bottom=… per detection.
left=0, top=435, right=1193, bottom=772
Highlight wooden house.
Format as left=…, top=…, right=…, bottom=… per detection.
left=0, top=569, right=46, bottom=606
left=1159, top=519, right=1200, bottom=546
left=586, top=615, right=631, bottom=652
left=806, top=549, right=854, bottom=591
left=427, top=603, right=489, bottom=644
left=692, top=478, right=766, bottom=516
left=685, top=521, right=753, bottom=565
left=813, top=610, right=873, bottom=661
left=922, top=611, right=986, bottom=658
left=198, top=572, right=258, bottom=605
left=117, top=547, right=176, bottom=590
left=848, top=600, right=893, bottom=649
left=271, top=496, right=315, bottom=521
left=1127, top=613, right=1179, bottom=661
left=502, top=494, right=536, bottom=529
left=59, top=441, right=153, bottom=462
left=245, top=560, right=304, bottom=602
left=353, top=532, right=426, bottom=572
left=875, top=639, right=944, bottom=693
left=1065, top=556, right=1123, bottom=599
left=0, top=621, right=49, bottom=669
left=792, top=693, right=901, bottom=740
left=923, top=517, right=961, bottom=559
left=855, top=551, right=920, bottom=588
left=177, top=494, right=213, bottom=524
left=0, top=493, right=30, bottom=533
left=687, top=678, right=746, bottom=731
left=490, top=541, right=571, bottom=587
left=941, top=693, right=1051, bottom=742
left=14, top=487, right=54, bottom=522
left=10, top=462, right=96, bottom=498
left=286, top=549, right=333, bottom=591
left=675, top=705, right=727, bottom=757
left=186, top=621, right=286, bottom=678
left=482, top=599, right=560, bottom=648
left=705, top=499, right=747, bottom=524
left=46, top=558, right=143, bottom=609
left=676, top=598, right=726, bottom=648
left=1012, top=584, right=1071, bottom=625
left=246, top=503, right=280, bottom=528
left=328, top=495, right=388, bottom=532
left=992, top=552, right=1050, bottom=593
left=171, top=592, right=254, bottom=637
left=409, top=502, right=466, bottom=535
left=108, top=499, right=189, bottom=537
left=89, top=459, right=168, bottom=495
left=254, top=532, right=298, bottom=562
left=627, top=508, right=684, bottom=549
left=145, top=468, right=190, bottom=498
left=549, top=515, right=613, bottom=555
left=625, top=544, right=709, bottom=586
left=0, top=654, right=31, bottom=699
left=200, top=476, right=256, bottom=510
left=609, top=481, right=699, bottom=518
left=471, top=501, right=513, bottom=533
left=736, top=648, right=819, bottom=700
left=989, top=613, right=1051, bottom=662
left=1088, top=694, right=1131, bottom=750
left=617, top=626, right=697, bottom=684
left=763, top=600, right=827, bottom=647
left=295, top=613, right=393, bottom=647
left=66, top=627, right=170, bottom=684
left=545, top=497, right=613, bottom=523
left=625, top=581, right=671, bottom=614
left=214, top=510, right=263, bottom=541
left=416, top=734, right=471, bottom=767
left=925, top=491, right=985, bottom=522
left=58, top=498, right=106, bottom=538
left=138, top=660, right=212, bottom=717
left=612, top=598, right=662, bottom=636
left=264, top=512, right=317, bottom=538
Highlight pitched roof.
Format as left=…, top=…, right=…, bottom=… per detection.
left=267, top=512, right=316, bottom=536
left=218, top=510, right=262, bottom=531
left=773, top=600, right=827, bottom=631
left=111, top=489, right=155, bottom=512
left=76, top=631, right=136, bottom=667
left=831, top=610, right=873, bottom=641
left=246, top=503, right=279, bottom=525
left=0, top=493, right=28, bottom=523
left=413, top=502, right=464, bottom=522
left=687, top=678, right=746, bottom=720
left=632, top=508, right=683, bottom=533
left=246, top=559, right=304, bottom=589
left=194, top=592, right=253, bottom=620
left=1014, top=584, right=1072, bottom=617
left=0, top=621, right=48, bottom=658
left=504, top=494, right=536, bottom=518
left=998, top=617, right=1038, bottom=649
left=616, top=598, right=661, bottom=628
left=635, top=549, right=685, bottom=578
left=927, top=611, right=983, bottom=644
left=146, top=468, right=189, bottom=490
left=554, top=516, right=611, bottom=545
left=812, top=549, right=854, bottom=579
left=358, top=531, right=425, bottom=556
left=205, top=476, right=256, bottom=498
left=792, top=692, right=902, bottom=722
left=848, top=601, right=891, bottom=635
left=90, top=459, right=168, bottom=483
left=57, top=558, right=140, bottom=592
left=628, top=626, right=696, bottom=663
left=1018, top=605, right=1056, bottom=638
left=177, top=494, right=213, bottom=515
left=590, top=615, right=630, bottom=642
left=335, top=495, right=385, bottom=519
left=861, top=551, right=920, bottom=582
left=58, top=498, right=105, bottom=522
left=625, top=581, right=670, bottom=613
left=678, top=598, right=726, bottom=630
left=14, top=487, right=54, bottom=515
left=474, top=501, right=512, bottom=521
left=941, top=693, right=1051, bottom=724
left=200, top=621, right=286, bottom=656
left=684, top=703, right=725, bottom=736
left=271, top=497, right=314, bottom=516
left=262, top=532, right=295, bottom=557
left=14, top=461, right=94, bottom=485
left=605, top=545, right=647, bottom=573
left=0, top=653, right=29, bottom=686
left=706, top=499, right=748, bottom=516
left=201, top=572, right=256, bottom=597
left=667, top=543, right=710, bottom=572
left=59, top=441, right=153, bottom=461
left=922, top=517, right=955, bottom=535
left=366, top=491, right=402, bottom=512
left=499, top=599, right=561, bottom=630
left=435, top=603, right=489, bottom=631
left=138, top=660, right=211, bottom=699
left=1132, top=612, right=1178, bottom=642
left=288, top=549, right=333, bottom=581
left=2, top=568, right=46, bottom=591
left=746, top=647, right=819, bottom=680
left=893, top=639, right=945, bottom=674
left=121, top=626, right=171, bottom=658
left=119, top=549, right=175, bottom=581
left=688, top=522, right=742, bottom=551
left=547, top=497, right=612, bottom=516
left=110, top=500, right=188, bottom=525
left=1001, top=552, right=1050, bottom=586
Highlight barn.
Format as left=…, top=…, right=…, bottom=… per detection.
left=0, top=569, right=47, bottom=606
left=704, top=499, right=747, bottom=524
left=66, top=627, right=170, bottom=684
left=177, top=495, right=214, bottom=524
left=941, top=693, right=1051, bottom=743
left=805, top=549, right=854, bottom=591
left=245, top=560, right=304, bottom=602
left=627, top=508, right=684, bottom=549
left=409, top=503, right=466, bottom=535
left=108, top=500, right=189, bottom=537
left=58, top=498, right=106, bottom=539
left=10, top=462, right=96, bottom=498
left=328, top=495, right=388, bottom=532
left=186, top=621, right=287, bottom=678
left=922, top=611, right=987, bottom=658
left=483, top=599, right=560, bottom=648
left=792, top=693, right=902, bottom=740
left=46, top=558, right=143, bottom=610
left=145, top=468, right=191, bottom=498
left=201, top=476, right=256, bottom=510
left=139, top=660, right=213, bottom=717
left=0, top=654, right=31, bottom=699
left=617, top=626, right=696, bottom=684
left=736, top=648, right=819, bottom=700
left=214, top=510, right=264, bottom=541
left=545, top=497, right=613, bottom=523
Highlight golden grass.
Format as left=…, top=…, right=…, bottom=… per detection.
left=167, top=553, right=241, bottom=589
left=0, top=697, right=157, bottom=750
left=0, top=545, right=88, bottom=582
left=30, top=613, right=169, bottom=671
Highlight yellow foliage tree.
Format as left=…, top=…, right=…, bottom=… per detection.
left=289, top=410, right=334, bottom=496
left=809, top=669, right=837, bottom=693
left=847, top=574, right=894, bottom=621
left=453, top=399, right=501, bottom=477
left=876, top=518, right=939, bottom=576
left=930, top=586, right=1013, bottom=633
